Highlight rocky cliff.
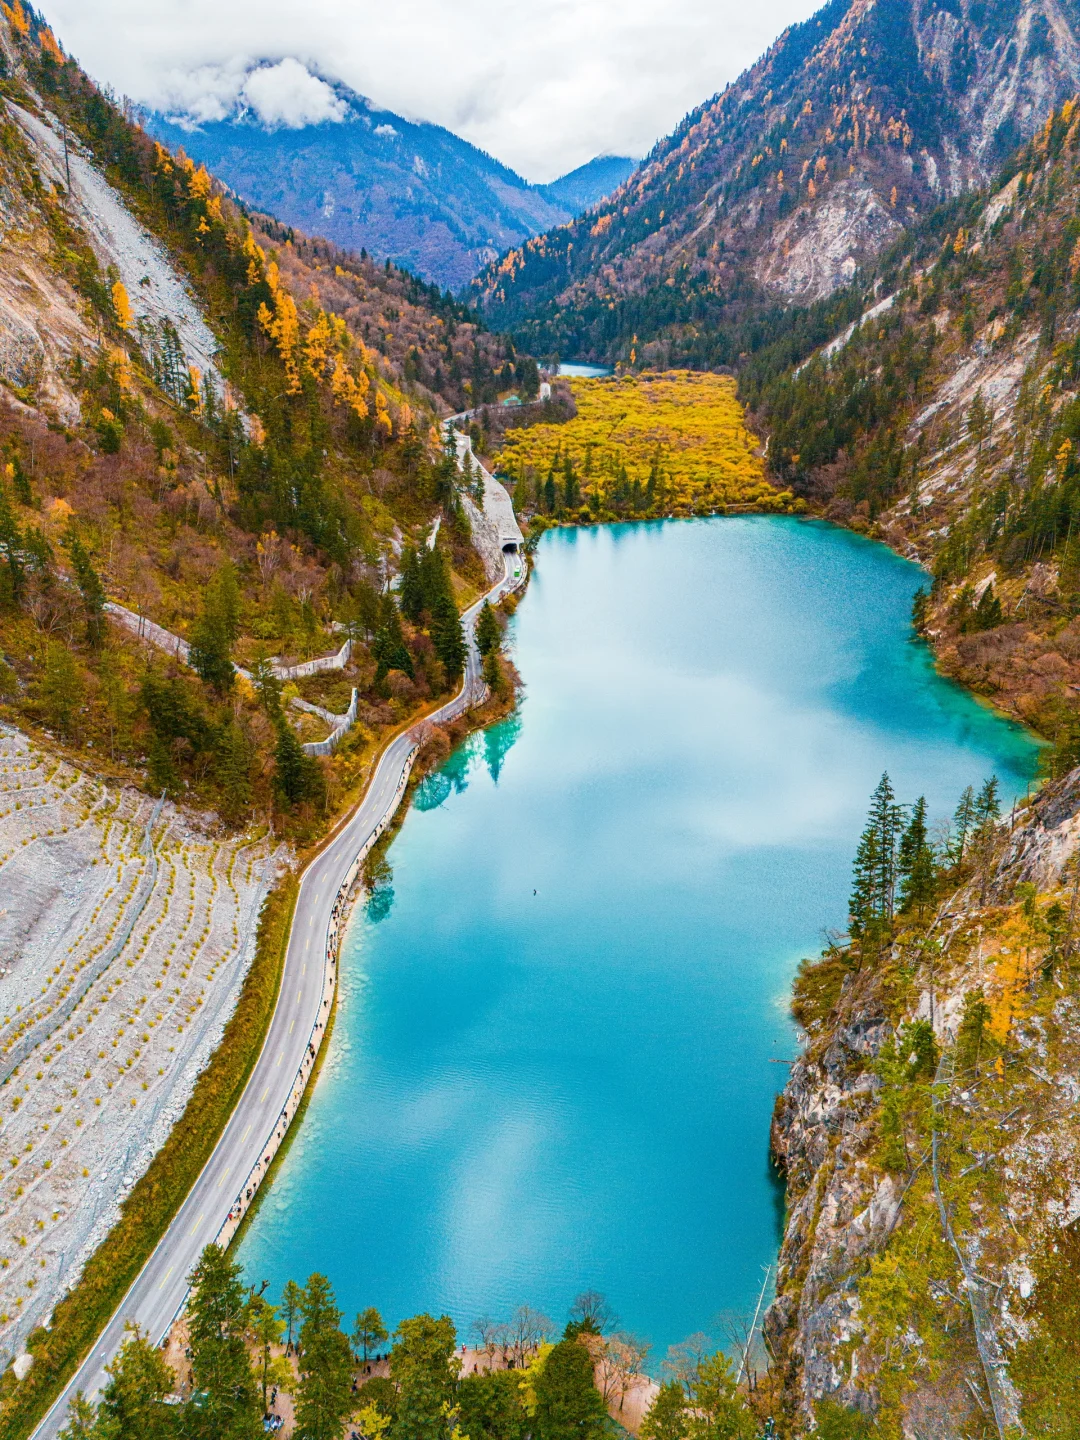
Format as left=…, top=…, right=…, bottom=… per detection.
left=765, top=767, right=1080, bottom=1436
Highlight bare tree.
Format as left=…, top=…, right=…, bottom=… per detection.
left=597, top=1333, right=651, bottom=1412
left=470, top=1315, right=498, bottom=1373
left=662, top=1332, right=712, bottom=1397
left=508, top=1306, right=553, bottom=1367
left=568, top=1289, right=617, bottom=1336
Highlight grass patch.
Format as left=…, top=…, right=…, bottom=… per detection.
left=0, top=875, right=299, bottom=1440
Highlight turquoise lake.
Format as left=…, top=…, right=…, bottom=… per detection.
left=238, top=517, right=1039, bottom=1364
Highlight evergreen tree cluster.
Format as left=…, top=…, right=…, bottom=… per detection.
left=398, top=543, right=466, bottom=682
left=849, top=773, right=1001, bottom=945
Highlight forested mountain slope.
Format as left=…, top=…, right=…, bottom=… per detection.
left=474, top=0, right=1080, bottom=369
left=149, top=82, right=596, bottom=291
left=0, top=1, right=516, bottom=845
left=740, top=101, right=1080, bottom=756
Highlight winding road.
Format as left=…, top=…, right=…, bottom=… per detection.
left=33, top=541, right=525, bottom=1438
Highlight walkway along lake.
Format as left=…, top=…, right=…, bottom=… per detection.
left=237, top=516, right=1040, bottom=1363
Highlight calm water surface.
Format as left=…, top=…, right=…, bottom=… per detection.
left=238, top=518, right=1038, bottom=1362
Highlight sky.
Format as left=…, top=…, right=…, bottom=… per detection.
left=35, top=0, right=823, bottom=183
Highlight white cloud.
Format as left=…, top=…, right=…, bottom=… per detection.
left=35, top=0, right=824, bottom=180
left=374, top=123, right=399, bottom=139
left=241, top=58, right=346, bottom=128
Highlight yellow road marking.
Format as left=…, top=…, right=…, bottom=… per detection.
left=189, top=1213, right=203, bottom=1236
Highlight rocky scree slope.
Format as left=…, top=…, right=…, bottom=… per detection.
left=475, top=0, right=1080, bottom=370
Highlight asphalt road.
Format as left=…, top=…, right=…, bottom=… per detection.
left=33, top=553, right=524, bottom=1438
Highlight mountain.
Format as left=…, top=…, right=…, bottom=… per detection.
left=753, top=98, right=1080, bottom=1431
left=148, top=81, right=591, bottom=292
left=537, top=154, right=637, bottom=212
left=474, top=0, right=1080, bottom=367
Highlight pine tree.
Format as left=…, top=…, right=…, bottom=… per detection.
left=190, top=563, right=240, bottom=692
left=65, top=533, right=106, bottom=646
left=431, top=593, right=465, bottom=681
left=974, top=775, right=1001, bottom=825
left=640, top=1381, right=689, bottom=1440
left=533, top=1338, right=607, bottom=1440
left=372, top=594, right=414, bottom=682
left=215, top=722, right=252, bottom=823
left=391, top=1313, right=459, bottom=1440
left=274, top=721, right=322, bottom=809
left=950, top=785, right=977, bottom=866
left=295, top=1274, right=355, bottom=1440
left=352, top=1307, right=389, bottom=1363
left=0, top=474, right=22, bottom=608
left=40, top=641, right=83, bottom=739
left=898, top=796, right=936, bottom=914
left=399, top=546, right=424, bottom=624
left=148, top=730, right=180, bottom=798
left=95, top=1323, right=176, bottom=1440
left=849, top=774, right=901, bottom=940
left=186, top=1244, right=262, bottom=1440
left=475, top=601, right=501, bottom=656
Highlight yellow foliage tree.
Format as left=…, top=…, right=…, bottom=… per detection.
left=304, top=311, right=333, bottom=379
left=1, top=0, right=28, bottom=35
left=111, top=282, right=134, bottom=332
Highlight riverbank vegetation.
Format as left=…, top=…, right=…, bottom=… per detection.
left=494, top=373, right=796, bottom=523
left=51, top=1257, right=758, bottom=1440
left=769, top=769, right=1080, bottom=1436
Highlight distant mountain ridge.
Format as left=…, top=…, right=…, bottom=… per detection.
left=474, top=0, right=1080, bottom=367
left=537, top=154, right=636, bottom=212
left=147, top=84, right=637, bottom=290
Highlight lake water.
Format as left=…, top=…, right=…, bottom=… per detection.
left=556, top=362, right=613, bottom=378
left=237, top=517, right=1039, bottom=1364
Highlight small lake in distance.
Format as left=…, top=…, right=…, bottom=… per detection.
left=238, top=517, right=1039, bottom=1364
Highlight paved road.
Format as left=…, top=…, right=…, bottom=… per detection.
left=33, top=555, right=524, bottom=1438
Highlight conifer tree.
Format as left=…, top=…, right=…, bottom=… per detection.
left=431, top=593, right=466, bottom=681
left=372, top=594, right=414, bottom=681
left=0, top=474, right=22, bottom=609
left=215, top=722, right=253, bottom=822
left=352, top=1307, right=389, bottom=1363
left=475, top=600, right=501, bottom=657
left=274, top=721, right=322, bottom=809
left=295, top=1274, right=355, bottom=1440
left=95, top=1323, right=176, bottom=1440
left=148, top=730, right=180, bottom=798
left=950, top=785, right=977, bottom=867
left=399, top=546, right=424, bottom=624
left=186, top=1244, right=262, bottom=1439
left=40, top=640, right=83, bottom=739
left=898, top=796, right=936, bottom=914
left=65, top=533, right=106, bottom=646
left=190, top=563, right=240, bottom=692
left=640, top=1381, right=689, bottom=1440
left=849, top=774, right=901, bottom=941
left=533, top=1338, right=607, bottom=1440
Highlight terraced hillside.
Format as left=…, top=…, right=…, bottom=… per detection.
left=0, top=728, right=282, bottom=1362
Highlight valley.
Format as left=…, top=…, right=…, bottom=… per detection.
left=0, top=0, right=1080, bottom=1436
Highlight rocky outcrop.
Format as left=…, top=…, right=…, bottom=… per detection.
left=766, top=772, right=1080, bottom=1434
